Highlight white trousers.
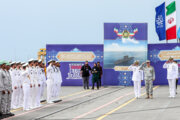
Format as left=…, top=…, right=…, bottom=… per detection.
left=29, top=85, right=38, bottom=109
left=54, top=83, right=59, bottom=98
left=29, top=87, right=34, bottom=109
left=36, top=85, right=42, bottom=107
left=11, top=87, right=19, bottom=109
left=18, top=87, right=24, bottom=108
left=33, top=85, right=38, bottom=107
left=54, top=82, right=62, bottom=100
left=133, top=81, right=141, bottom=98
left=58, top=82, right=62, bottom=97
left=168, top=79, right=176, bottom=97
left=40, top=83, right=46, bottom=101
left=23, top=85, right=30, bottom=110
left=52, top=82, right=56, bottom=98
left=47, top=80, right=53, bottom=103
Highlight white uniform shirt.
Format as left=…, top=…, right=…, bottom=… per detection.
left=54, top=67, right=59, bottom=84
left=37, top=66, right=44, bottom=85
left=128, top=65, right=143, bottom=81
left=28, top=66, right=35, bottom=86
left=16, top=69, right=22, bottom=87
left=52, top=66, right=57, bottom=84
left=10, top=68, right=18, bottom=88
left=163, top=62, right=178, bottom=79
left=33, top=66, right=38, bottom=86
left=46, top=64, right=54, bottom=81
left=22, top=69, right=31, bottom=86
left=41, top=68, right=46, bottom=84
left=57, top=67, right=62, bottom=83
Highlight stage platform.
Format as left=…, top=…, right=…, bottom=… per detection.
left=6, top=86, right=180, bottom=120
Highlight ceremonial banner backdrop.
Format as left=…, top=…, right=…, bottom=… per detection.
left=104, top=23, right=148, bottom=86
left=148, top=43, right=180, bottom=85
left=46, top=44, right=103, bottom=86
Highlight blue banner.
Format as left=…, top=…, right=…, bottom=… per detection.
left=155, top=2, right=166, bottom=41
left=148, top=43, right=180, bottom=85
left=104, top=23, right=148, bottom=86
left=104, top=23, right=147, bottom=40
left=46, top=44, right=103, bottom=86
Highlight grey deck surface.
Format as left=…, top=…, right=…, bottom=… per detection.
left=5, top=85, right=180, bottom=120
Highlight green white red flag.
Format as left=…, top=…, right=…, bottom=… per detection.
left=166, top=1, right=177, bottom=40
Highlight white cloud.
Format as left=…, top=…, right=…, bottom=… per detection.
left=111, top=43, right=121, bottom=48
left=122, top=38, right=139, bottom=44
left=105, top=42, right=147, bottom=52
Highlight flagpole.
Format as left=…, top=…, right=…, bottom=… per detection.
left=175, top=0, right=178, bottom=43
left=165, top=1, right=168, bottom=44
left=177, top=37, right=178, bottom=43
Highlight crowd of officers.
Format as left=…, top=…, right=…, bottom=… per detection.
left=0, top=59, right=62, bottom=119
left=81, top=61, right=103, bottom=90
left=129, top=57, right=179, bottom=99
left=1, top=57, right=178, bottom=118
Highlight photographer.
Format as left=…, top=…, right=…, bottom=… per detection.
left=91, top=63, right=100, bottom=90
left=81, top=61, right=91, bottom=90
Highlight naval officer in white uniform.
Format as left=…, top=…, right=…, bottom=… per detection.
left=9, top=62, right=18, bottom=109
left=46, top=60, right=55, bottom=103
left=163, top=57, right=178, bottom=98
left=128, top=61, right=143, bottom=98
left=21, top=63, right=31, bottom=111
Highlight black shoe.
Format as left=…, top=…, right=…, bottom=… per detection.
left=7, top=113, right=15, bottom=116
left=1, top=114, right=8, bottom=119
left=41, top=100, right=46, bottom=103
left=0, top=114, right=3, bottom=119
left=53, top=99, right=62, bottom=103
left=0, top=116, right=4, bottom=119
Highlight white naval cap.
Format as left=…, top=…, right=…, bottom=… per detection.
left=38, top=59, right=42, bottom=63
left=48, top=60, right=53, bottom=63
left=28, top=58, right=34, bottom=62
left=169, top=57, right=174, bottom=60
left=146, top=60, right=150, bottom=63
left=34, top=59, right=38, bottom=62
left=10, top=62, right=16, bottom=65
left=23, top=63, right=28, bottom=67
left=134, top=60, right=139, bottom=64
left=16, top=61, right=21, bottom=64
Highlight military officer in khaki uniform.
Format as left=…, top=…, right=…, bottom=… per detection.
left=5, top=62, right=14, bottom=116
left=0, top=61, right=5, bottom=119
left=0, top=61, right=14, bottom=119
left=140, top=60, right=155, bottom=99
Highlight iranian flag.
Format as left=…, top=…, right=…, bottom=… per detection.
left=166, top=1, right=177, bottom=40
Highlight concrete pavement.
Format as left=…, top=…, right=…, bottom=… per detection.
left=4, top=85, right=180, bottom=120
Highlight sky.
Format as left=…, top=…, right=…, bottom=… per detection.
left=0, top=0, right=179, bottom=61
left=104, top=38, right=147, bottom=52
